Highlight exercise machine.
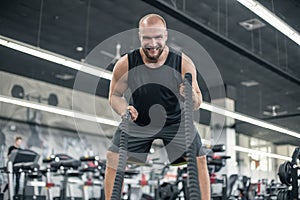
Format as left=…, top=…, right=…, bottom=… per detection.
left=6, top=148, right=43, bottom=200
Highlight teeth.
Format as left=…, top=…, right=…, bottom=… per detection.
left=146, top=47, right=159, bottom=50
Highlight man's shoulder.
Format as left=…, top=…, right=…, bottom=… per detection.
left=7, top=145, right=17, bottom=156
left=181, top=52, right=194, bottom=67
left=116, top=54, right=128, bottom=66
left=8, top=145, right=16, bottom=150
left=112, top=54, right=129, bottom=76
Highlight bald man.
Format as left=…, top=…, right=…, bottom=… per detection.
left=105, top=13, right=210, bottom=200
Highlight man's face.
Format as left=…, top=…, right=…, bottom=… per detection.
left=15, top=139, right=22, bottom=147
left=139, top=27, right=167, bottom=62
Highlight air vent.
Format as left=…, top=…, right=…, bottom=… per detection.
left=239, top=18, right=266, bottom=31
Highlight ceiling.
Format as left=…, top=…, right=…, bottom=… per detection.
left=0, top=0, right=299, bottom=145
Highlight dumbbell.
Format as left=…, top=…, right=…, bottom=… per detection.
left=11, top=84, right=58, bottom=106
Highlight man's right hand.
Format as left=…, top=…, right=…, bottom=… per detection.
left=121, top=106, right=138, bottom=121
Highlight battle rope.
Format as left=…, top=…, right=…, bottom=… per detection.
left=111, top=110, right=130, bottom=200
left=184, top=73, right=201, bottom=200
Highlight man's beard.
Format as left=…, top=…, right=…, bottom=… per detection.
left=142, top=45, right=165, bottom=62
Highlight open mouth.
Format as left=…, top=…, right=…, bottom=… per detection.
left=146, top=47, right=159, bottom=51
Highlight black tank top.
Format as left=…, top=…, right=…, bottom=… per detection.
left=127, top=48, right=183, bottom=126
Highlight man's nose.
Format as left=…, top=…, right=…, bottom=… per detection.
left=149, top=38, right=157, bottom=46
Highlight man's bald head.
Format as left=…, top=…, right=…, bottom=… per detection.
left=139, top=14, right=167, bottom=30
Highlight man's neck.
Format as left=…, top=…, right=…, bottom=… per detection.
left=140, top=46, right=169, bottom=68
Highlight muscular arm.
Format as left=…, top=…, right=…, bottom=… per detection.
left=109, top=55, right=129, bottom=116
left=181, top=53, right=203, bottom=110
left=109, top=55, right=138, bottom=120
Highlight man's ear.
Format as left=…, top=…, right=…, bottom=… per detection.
left=138, top=31, right=142, bottom=42
left=164, top=30, right=168, bottom=41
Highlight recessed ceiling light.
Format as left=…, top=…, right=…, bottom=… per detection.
left=239, top=18, right=266, bottom=31
left=76, top=46, right=83, bottom=52
left=237, top=0, right=300, bottom=45
left=240, top=80, right=259, bottom=87
left=263, top=105, right=288, bottom=116
left=55, top=73, right=75, bottom=80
